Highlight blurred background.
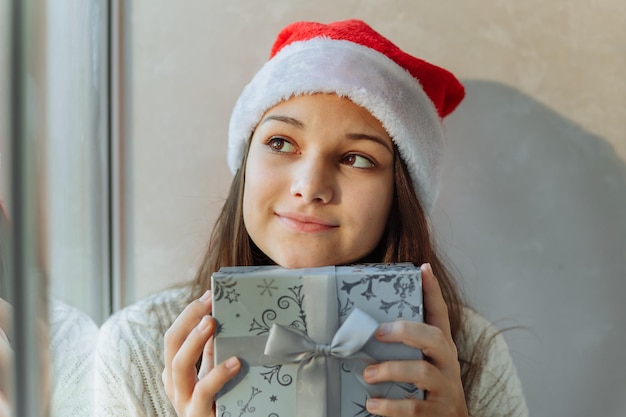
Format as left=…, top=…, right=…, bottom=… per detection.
left=1, top=1, right=625, bottom=416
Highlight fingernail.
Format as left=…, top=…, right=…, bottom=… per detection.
left=376, top=323, right=392, bottom=337
left=199, top=290, right=211, bottom=303
left=366, top=399, right=378, bottom=411
left=225, top=356, right=239, bottom=370
left=197, top=315, right=210, bottom=331
left=363, top=366, right=377, bottom=380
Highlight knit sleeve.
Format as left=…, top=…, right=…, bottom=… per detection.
left=49, top=298, right=99, bottom=417
left=459, top=309, right=529, bottom=417
left=94, top=286, right=191, bottom=417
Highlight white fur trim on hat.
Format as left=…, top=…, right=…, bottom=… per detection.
left=228, top=37, right=444, bottom=212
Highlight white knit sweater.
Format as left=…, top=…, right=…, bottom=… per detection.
left=94, top=285, right=528, bottom=417
left=49, top=298, right=99, bottom=417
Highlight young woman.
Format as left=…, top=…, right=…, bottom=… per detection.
left=95, top=19, right=528, bottom=417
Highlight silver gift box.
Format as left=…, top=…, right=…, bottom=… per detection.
left=212, top=263, right=424, bottom=417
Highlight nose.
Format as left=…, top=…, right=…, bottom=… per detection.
left=290, top=158, right=335, bottom=204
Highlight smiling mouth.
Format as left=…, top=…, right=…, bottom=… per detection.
left=275, top=212, right=338, bottom=233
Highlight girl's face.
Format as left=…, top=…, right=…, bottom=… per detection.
left=243, top=94, right=395, bottom=268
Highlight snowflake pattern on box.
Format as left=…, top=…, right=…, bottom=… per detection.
left=212, top=264, right=423, bottom=417
left=339, top=266, right=422, bottom=319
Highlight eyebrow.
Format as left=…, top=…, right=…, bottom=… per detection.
left=261, top=114, right=393, bottom=153
left=261, top=115, right=305, bottom=129
left=346, top=133, right=394, bottom=154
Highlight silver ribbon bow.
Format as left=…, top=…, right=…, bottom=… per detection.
left=264, top=307, right=390, bottom=417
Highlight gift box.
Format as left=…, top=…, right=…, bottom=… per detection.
left=211, top=263, right=424, bottom=417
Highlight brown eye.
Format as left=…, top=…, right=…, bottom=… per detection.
left=343, top=153, right=375, bottom=168
left=267, top=137, right=296, bottom=153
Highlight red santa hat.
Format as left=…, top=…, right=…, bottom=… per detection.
left=228, top=19, right=464, bottom=212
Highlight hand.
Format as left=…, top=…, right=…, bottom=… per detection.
left=162, top=290, right=241, bottom=417
left=362, top=263, right=469, bottom=417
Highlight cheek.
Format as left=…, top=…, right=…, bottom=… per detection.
left=371, top=189, right=393, bottom=229
left=242, top=160, right=260, bottom=233
left=351, top=178, right=394, bottom=234
left=242, top=152, right=279, bottom=232
left=377, top=178, right=395, bottom=228
left=242, top=178, right=268, bottom=228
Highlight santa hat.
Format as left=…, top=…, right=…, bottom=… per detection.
left=228, top=19, right=464, bottom=212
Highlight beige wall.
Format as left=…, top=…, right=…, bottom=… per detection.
left=130, top=0, right=626, bottom=297
left=129, top=2, right=626, bottom=417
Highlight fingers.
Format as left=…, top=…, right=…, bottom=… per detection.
left=163, top=290, right=245, bottom=417
left=192, top=356, right=241, bottom=405
left=374, top=320, right=454, bottom=369
left=363, top=359, right=467, bottom=417
left=369, top=261, right=464, bottom=412
left=366, top=397, right=453, bottom=417
left=164, top=290, right=213, bottom=367
left=374, top=263, right=459, bottom=377
left=163, top=290, right=214, bottom=409
left=170, top=357, right=241, bottom=416
left=420, top=263, right=452, bottom=341
left=171, top=315, right=216, bottom=399
left=363, top=263, right=469, bottom=417
left=197, top=336, right=214, bottom=380
left=363, top=359, right=446, bottom=394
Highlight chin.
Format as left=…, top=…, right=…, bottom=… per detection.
left=268, top=252, right=327, bottom=269
left=275, top=259, right=330, bottom=269
left=271, top=252, right=366, bottom=269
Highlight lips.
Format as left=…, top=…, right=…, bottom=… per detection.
left=275, top=211, right=338, bottom=233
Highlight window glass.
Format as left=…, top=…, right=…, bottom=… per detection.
left=1, top=1, right=110, bottom=415
left=46, top=0, right=110, bottom=324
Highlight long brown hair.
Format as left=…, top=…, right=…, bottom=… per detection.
left=192, top=143, right=489, bottom=406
